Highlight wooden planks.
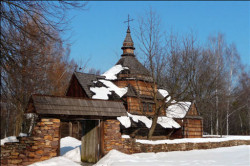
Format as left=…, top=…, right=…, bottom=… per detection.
left=30, top=95, right=127, bottom=117
left=183, top=118, right=203, bottom=138
left=81, top=120, right=100, bottom=163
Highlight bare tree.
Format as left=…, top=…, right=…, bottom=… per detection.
left=136, top=8, right=246, bottom=138
left=224, top=43, right=240, bottom=135
left=1, top=1, right=87, bottom=77
left=137, top=9, right=196, bottom=139
left=0, top=2, right=82, bottom=136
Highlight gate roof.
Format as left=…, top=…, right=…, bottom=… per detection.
left=26, top=94, right=127, bottom=117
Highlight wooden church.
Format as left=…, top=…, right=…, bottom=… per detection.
left=27, top=24, right=203, bottom=162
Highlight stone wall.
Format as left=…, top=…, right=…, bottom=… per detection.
left=103, top=120, right=123, bottom=154
left=103, top=120, right=250, bottom=155
left=121, top=139, right=250, bottom=154
left=1, top=119, right=60, bottom=166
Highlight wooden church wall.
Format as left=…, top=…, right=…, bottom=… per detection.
left=182, top=104, right=203, bottom=138
left=186, top=103, right=199, bottom=116
left=183, top=118, right=203, bottom=138
left=114, top=80, right=156, bottom=96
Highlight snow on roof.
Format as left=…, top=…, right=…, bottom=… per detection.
left=128, top=113, right=152, bottom=128
left=117, top=113, right=180, bottom=129
left=167, top=102, right=191, bottom=118
left=117, top=116, right=131, bottom=128
left=102, top=65, right=128, bottom=80
left=90, top=87, right=111, bottom=100
left=158, top=89, right=191, bottom=119
left=158, top=89, right=171, bottom=102
left=99, top=80, right=127, bottom=97
left=157, top=117, right=181, bottom=128
left=90, top=79, right=128, bottom=100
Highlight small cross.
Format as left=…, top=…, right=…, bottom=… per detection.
left=124, top=14, right=134, bottom=28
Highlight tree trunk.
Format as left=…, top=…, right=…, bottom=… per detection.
left=215, top=88, right=219, bottom=135
left=147, top=115, right=158, bottom=139
left=210, top=111, right=213, bottom=135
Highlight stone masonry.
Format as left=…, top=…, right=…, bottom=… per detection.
left=1, top=118, right=60, bottom=166
left=103, top=120, right=250, bottom=155
left=103, top=120, right=123, bottom=154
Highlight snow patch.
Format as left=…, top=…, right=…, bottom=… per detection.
left=121, top=135, right=130, bottom=139
left=158, top=89, right=192, bottom=119
left=167, top=102, right=191, bottom=118
left=158, top=89, right=171, bottom=102
left=1, top=136, right=19, bottom=145
left=90, top=87, right=111, bottom=100
left=136, top=135, right=250, bottom=144
left=63, top=147, right=81, bottom=162
left=90, top=80, right=127, bottom=100
left=117, top=113, right=180, bottom=129
left=100, top=80, right=128, bottom=97
left=102, top=65, right=129, bottom=80
left=60, top=136, right=81, bottom=156
left=19, top=133, right=28, bottom=137
left=157, top=117, right=181, bottom=128
left=117, top=116, right=131, bottom=128
left=29, top=156, right=80, bottom=166
left=128, top=113, right=152, bottom=128
left=94, top=145, right=250, bottom=166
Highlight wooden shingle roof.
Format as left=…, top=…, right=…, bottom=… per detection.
left=74, top=72, right=105, bottom=98
left=27, top=95, right=127, bottom=117
left=116, top=55, right=150, bottom=77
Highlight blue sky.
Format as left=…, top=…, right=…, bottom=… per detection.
left=63, top=1, right=250, bottom=73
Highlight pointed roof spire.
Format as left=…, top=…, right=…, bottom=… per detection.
left=121, top=15, right=135, bottom=56
left=123, top=26, right=134, bottom=44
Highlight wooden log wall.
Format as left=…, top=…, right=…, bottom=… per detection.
left=114, top=80, right=157, bottom=97
left=126, top=97, right=165, bottom=116
left=183, top=119, right=203, bottom=138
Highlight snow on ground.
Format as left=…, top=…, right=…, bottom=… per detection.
left=63, top=147, right=81, bottom=162
left=29, top=156, right=80, bottom=166
left=102, top=65, right=128, bottom=80
left=136, top=135, right=250, bottom=145
left=94, top=145, right=250, bottom=166
left=60, top=136, right=81, bottom=156
left=30, top=137, right=82, bottom=166
left=4, top=135, right=246, bottom=166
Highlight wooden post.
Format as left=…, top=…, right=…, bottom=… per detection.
left=69, top=122, right=72, bottom=137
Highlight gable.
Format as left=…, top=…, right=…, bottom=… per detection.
left=65, top=74, right=88, bottom=98
left=186, top=101, right=199, bottom=116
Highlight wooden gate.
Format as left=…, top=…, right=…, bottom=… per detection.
left=81, top=120, right=100, bottom=163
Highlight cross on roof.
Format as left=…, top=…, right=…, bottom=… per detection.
left=124, top=14, right=134, bottom=28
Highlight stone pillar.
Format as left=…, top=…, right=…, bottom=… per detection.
left=1, top=118, right=60, bottom=166
left=103, top=120, right=123, bottom=154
